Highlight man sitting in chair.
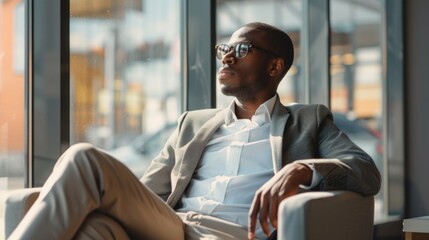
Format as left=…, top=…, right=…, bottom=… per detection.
left=10, top=22, right=381, bottom=240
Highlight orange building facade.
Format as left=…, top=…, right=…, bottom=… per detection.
left=0, top=0, right=25, bottom=154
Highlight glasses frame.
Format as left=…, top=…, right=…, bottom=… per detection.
left=215, top=42, right=279, bottom=60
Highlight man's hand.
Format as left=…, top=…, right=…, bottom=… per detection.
left=247, top=163, right=313, bottom=239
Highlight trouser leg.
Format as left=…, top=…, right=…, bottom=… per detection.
left=9, top=143, right=184, bottom=240
left=73, top=212, right=129, bottom=240
left=178, top=212, right=252, bottom=240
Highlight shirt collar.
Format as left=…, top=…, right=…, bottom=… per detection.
left=225, top=95, right=277, bottom=125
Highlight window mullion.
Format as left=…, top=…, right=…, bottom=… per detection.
left=301, top=0, right=330, bottom=106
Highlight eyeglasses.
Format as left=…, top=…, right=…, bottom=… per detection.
left=215, top=42, right=279, bottom=60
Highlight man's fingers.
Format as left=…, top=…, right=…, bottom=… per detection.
left=248, top=192, right=261, bottom=239
left=269, top=194, right=280, bottom=228
left=271, top=180, right=296, bottom=228
left=258, top=191, right=272, bottom=237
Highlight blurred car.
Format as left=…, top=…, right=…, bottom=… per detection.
left=332, top=112, right=382, bottom=169
left=109, top=124, right=176, bottom=177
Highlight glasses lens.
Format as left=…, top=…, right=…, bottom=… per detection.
left=235, top=43, right=249, bottom=58
left=216, top=43, right=251, bottom=60
left=216, top=44, right=228, bottom=59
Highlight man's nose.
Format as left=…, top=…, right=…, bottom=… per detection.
left=222, top=51, right=236, bottom=65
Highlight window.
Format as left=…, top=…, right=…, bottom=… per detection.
left=69, top=0, right=182, bottom=177
left=0, top=1, right=25, bottom=237
left=0, top=0, right=26, bottom=192
left=330, top=0, right=385, bottom=219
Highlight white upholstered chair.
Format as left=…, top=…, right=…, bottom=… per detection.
left=3, top=189, right=374, bottom=240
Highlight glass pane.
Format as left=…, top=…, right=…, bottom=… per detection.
left=330, top=0, right=384, bottom=219
left=0, top=0, right=26, bottom=237
left=0, top=0, right=26, bottom=191
left=216, top=0, right=301, bottom=107
left=69, top=0, right=182, bottom=177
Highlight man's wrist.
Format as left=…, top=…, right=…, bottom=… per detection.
left=298, top=163, right=321, bottom=189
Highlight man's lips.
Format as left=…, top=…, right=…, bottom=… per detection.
left=218, top=68, right=235, bottom=78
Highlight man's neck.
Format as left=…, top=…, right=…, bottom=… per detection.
left=234, top=94, right=276, bottom=119
left=234, top=103, right=258, bottom=119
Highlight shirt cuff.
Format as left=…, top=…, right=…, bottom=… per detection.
left=299, top=163, right=322, bottom=189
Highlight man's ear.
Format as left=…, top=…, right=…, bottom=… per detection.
left=268, top=58, right=285, bottom=77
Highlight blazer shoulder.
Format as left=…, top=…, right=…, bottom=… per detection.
left=183, top=108, right=223, bottom=121
left=285, top=103, right=333, bottom=125
left=178, top=108, right=223, bottom=129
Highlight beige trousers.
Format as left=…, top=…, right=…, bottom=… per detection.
left=9, top=143, right=249, bottom=240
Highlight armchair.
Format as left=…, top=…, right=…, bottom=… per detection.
left=3, top=189, right=374, bottom=239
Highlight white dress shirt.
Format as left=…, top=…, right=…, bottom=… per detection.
left=177, top=96, right=320, bottom=238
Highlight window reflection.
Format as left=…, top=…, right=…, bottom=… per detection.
left=69, top=0, right=181, bottom=177
left=216, top=0, right=301, bottom=107
left=330, top=0, right=384, bottom=219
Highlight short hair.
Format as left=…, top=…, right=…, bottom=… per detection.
left=244, top=22, right=294, bottom=73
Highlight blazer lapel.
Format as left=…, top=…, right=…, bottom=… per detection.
left=179, top=110, right=226, bottom=176
left=167, top=109, right=226, bottom=206
left=270, top=98, right=290, bottom=173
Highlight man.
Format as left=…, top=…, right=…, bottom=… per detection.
left=10, top=22, right=381, bottom=240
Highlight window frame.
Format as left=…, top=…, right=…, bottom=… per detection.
left=382, top=0, right=404, bottom=217
left=26, top=0, right=70, bottom=187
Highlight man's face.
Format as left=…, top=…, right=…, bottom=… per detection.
left=217, top=27, right=276, bottom=101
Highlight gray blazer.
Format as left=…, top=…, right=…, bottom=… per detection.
left=141, top=97, right=381, bottom=208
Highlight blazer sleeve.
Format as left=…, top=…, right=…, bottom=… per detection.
left=292, top=104, right=381, bottom=196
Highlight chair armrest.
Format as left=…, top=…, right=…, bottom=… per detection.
left=278, top=190, right=374, bottom=240
left=3, top=188, right=42, bottom=238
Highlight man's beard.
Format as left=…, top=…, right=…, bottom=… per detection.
left=220, top=82, right=266, bottom=101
